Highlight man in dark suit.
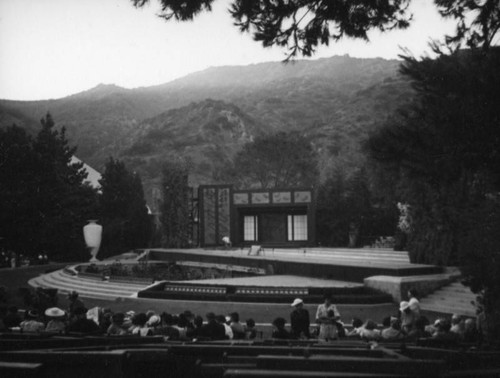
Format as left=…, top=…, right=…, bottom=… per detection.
left=290, top=298, right=310, bottom=339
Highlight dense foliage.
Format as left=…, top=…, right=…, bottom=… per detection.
left=368, top=48, right=500, bottom=266
left=316, top=168, right=397, bottom=248
left=459, top=196, right=500, bottom=343
left=228, top=131, right=319, bottom=189
left=0, top=115, right=99, bottom=261
left=99, top=157, right=152, bottom=257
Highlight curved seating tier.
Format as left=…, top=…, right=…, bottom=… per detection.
left=28, top=268, right=147, bottom=299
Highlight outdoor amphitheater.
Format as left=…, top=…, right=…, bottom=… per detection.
left=1, top=246, right=498, bottom=377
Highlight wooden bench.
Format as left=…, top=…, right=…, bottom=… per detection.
left=0, top=362, right=44, bottom=378
left=255, top=355, right=446, bottom=376
left=197, top=362, right=257, bottom=378
left=223, top=369, right=410, bottom=377
left=0, top=335, right=165, bottom=351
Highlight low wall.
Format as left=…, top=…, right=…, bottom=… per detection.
left=364, top=270, right=460, bottom=302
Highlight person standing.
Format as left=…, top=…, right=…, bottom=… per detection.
left=67, top=291, right=85, bottom=319
left=408, top=288, right=421, bottom=318
left=315, top=294, right=341, bottom=341
left=290, top=298, right=310, bottom=339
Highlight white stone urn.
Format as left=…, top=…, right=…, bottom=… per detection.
left=83, top=220, right=102, bottom=262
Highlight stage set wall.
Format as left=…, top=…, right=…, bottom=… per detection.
left=198, top=185, right=316, bottom=248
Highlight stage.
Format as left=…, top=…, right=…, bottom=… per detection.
left=145, top=247, right=442, bottom=283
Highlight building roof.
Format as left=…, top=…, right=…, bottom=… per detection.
left=70, top=156, right=101, bottom=189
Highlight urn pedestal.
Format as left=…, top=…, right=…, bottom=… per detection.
left=83, top=220, right=102, bottom=262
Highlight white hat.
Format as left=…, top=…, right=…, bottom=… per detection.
left=45, top=307, right=65, bottom=318
left=291, top=298, right=303, bottom=307
left=147, top=315, right=160, bottom=326
left=399, top=301, right=410, bottom=312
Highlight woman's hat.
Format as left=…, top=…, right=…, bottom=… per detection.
left=45, top=307, right=65, bottom=318
left=26, top=310, right=39, bottom=319
left=291, top=298, right=303, bottom=307
left=147, top=315, right=161, bottom=326
left=399, top=301, right=410, bottom=312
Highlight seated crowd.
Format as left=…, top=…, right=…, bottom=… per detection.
left=0, top=289, right=482, bottom=345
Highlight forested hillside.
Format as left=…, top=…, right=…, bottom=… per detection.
left=0, top=55, right=413, bottom=199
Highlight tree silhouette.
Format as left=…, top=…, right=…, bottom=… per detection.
left=132, top=0, right=411, bottom=60
left=0, top=116, right=99, bottom=260
left=230, top=131, right=318, bottom=189
left=99, top=157, right=152, bottom=256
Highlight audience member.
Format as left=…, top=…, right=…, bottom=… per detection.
left=193, top=315, right=203, bottom=330
left=346, top=318, right=364, bottom=337
left=130, top=313, right=152, bottom=337
left=0, top=306, right=6, bottom=331
left=359, top=320, right=381, bottom=341
left=432, top=318, right=460, bottom=342
left=3, top=306, right=22, bottom=328
left=44, top=307, right=67, bottom=333
left=229, top=312, right=246, bottom=339
left=244, top=318, right=257, bottom=340
left=216, top=314, right=233, bottom=339
left=198, top=312, right=226, bottom=340
left=68, top=291, right=85, bottom=319
left=463, top=318, right=479, bottom=343
left=399, top=301, right=416, bottom=333
left=183, top=310, right=196, bottom=334
left=271, top=317, right=290, bottom=339
left=67, top=307, right=100, bottom=334
left=381, top=318, right=404, bottom=340
left=107, top=313, right=127, bottom=336
left=450, top=314, right=464, bottom=338
left=407, top=316, right=431, bottom=340
left=20, top=310, right=45, bottom=333
left=147, top=314, right=162, bottom=334
left=156, top=313, right=180, bottom=340
left=315, top=294, right=341, bottom=341
left=408, top=288, right=421, bottom=317
left=99, top=308, right=113, bottom=334
left=290, top=298, right=310, bottom=339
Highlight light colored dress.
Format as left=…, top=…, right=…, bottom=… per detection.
left=315, top=303, right=340, bottom=341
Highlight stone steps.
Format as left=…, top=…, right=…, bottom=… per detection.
left=28, top=270, right=147, bottom=300
left=420, top=281, right=477, bottom=317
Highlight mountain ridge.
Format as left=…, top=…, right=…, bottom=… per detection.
left=0, top=54, right=413, bottom=203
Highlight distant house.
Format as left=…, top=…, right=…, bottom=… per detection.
left=198, top=185, right=316, bottom=248
left=70, top=156, right=101, bottom=190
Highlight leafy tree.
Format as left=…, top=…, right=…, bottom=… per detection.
left=230, top=131, right=318, bottom=189
left=316, top=168, right=397, bottom=247
left=99, top=157, right=152, bottom=257
left=160, top=160, right=191, bottom=248
left=435, top=0, right=500, bottom=50
left=0, top=125, right=38, bottom=254
left=132, top=1, right=500, bottom=59
left=132, top=0, right=412, bottom=59
left=367, top=48, right=500, bottom=265
left=459, top=196, right=500, bottom=344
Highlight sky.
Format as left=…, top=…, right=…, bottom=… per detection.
left=0, top=0, right=456, bottom=101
